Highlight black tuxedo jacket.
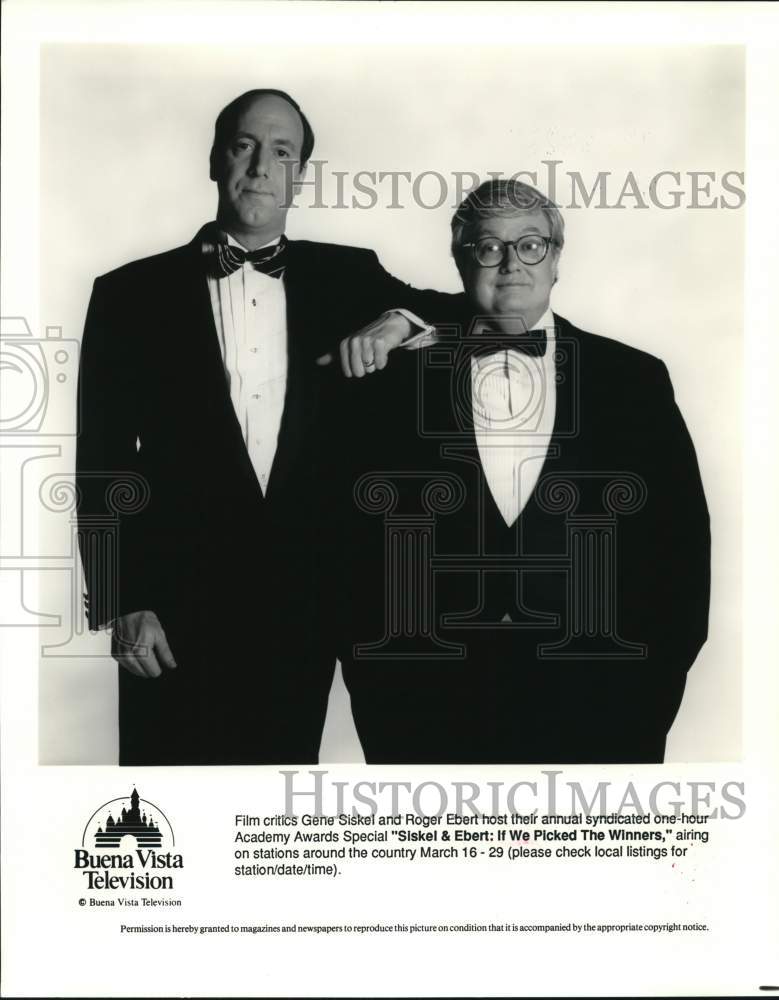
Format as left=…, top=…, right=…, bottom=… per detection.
left=332, top=312, right=711, bottom=764
left=76, top=231, right=460, bottom=763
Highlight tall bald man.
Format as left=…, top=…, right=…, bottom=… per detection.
left=76, top=89, right=459, bottom=764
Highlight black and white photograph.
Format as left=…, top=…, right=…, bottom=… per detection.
left=36, top=39, right=741, bottom=767
left=1, top=2, right=777, bottom=997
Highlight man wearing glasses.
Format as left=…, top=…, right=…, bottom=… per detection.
left=335, top=178, right=711, bottom=764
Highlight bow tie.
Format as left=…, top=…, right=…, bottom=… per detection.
left=209, top=235, right=288, bottom=279
left=467, top=327, right=547, bottom=360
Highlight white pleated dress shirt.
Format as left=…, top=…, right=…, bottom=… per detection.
left=471, top=308, right=557, bottom=527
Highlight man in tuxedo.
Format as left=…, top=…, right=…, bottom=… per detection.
left=336, top=178, right=711, bottom=764
left=76, top=88, right=456, bottom=765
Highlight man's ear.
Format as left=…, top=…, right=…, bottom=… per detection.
left=209, top=146, right=218, bottom=182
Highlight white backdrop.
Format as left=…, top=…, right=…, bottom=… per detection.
left=35, top=42, right=743, bottom=763
left=6, top=6, right=779, bottom=999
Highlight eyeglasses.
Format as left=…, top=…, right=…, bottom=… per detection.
left=462, top=234, right=557, bottom=268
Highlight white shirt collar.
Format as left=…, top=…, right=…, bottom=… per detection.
left=535, top=307, right=556, bottom=334
left=200, top=223, right=283, bottom=256
left=223, top=230, right=282, bottom=252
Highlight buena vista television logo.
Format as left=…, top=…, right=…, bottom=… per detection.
left=75, top=786, right=183, bottom=890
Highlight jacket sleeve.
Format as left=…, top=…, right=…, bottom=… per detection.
left=616, top=357, right=711, bottom=731
left=357, top=249, right=467, bottom=332
left=76, top=275, right=154, bottom=629
left=640, top=359, right=709, bottom=664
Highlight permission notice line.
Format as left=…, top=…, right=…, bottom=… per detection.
left=119, top=921, right=709, bottom=936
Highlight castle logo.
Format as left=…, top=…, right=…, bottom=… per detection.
left=83, top=787, right=172, bottom=851
left=75, top=787, right=183, bottom=893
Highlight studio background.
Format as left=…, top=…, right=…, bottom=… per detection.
left=35, top=42, right=743, bottom=763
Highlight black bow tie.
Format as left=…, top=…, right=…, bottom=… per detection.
left=466, top=327, right=547, bottom=360
left=209, top=235, right=288, bottom=279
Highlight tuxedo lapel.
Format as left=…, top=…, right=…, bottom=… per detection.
left=264, top=241, right=316, bottom=500
left=168, top=241, right=263, bottom=495
left=544, top=312, right=577, bottom=468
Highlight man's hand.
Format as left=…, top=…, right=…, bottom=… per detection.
left=111, top=610, right=177, bottom=679
left=315, top=311, right=414, bottom=377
